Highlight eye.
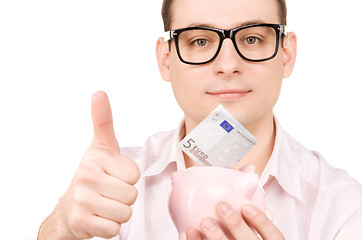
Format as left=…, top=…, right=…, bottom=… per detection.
left=194, top=39, right=209, bottom=47
left=245, top=37, right=258, bottom=44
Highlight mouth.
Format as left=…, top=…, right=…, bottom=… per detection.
left=207, top=89, right=252, bottom=100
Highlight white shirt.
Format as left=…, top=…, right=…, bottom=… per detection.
left=25, top=118, right=362, bottom=240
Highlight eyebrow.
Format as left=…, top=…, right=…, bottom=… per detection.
left=186, top=20, right=267, bottom=29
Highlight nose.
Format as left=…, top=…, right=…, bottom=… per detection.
left=212, top=39, right=244, bottom=79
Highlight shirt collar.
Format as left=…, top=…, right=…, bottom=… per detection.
left=141, top=117, right=304, bottom=202
left=141, top=120, right=186, bottom=178
left=260, top=117, right=304, bottom=202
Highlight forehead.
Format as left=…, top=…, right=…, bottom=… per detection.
left=171, top=0, right=280, bottom=29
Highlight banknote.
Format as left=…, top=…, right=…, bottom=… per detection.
left=179, top=105, right=257, bottom=168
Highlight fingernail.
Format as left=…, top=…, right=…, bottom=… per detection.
left=216, top=202, right=233, bottom=217
left=201, top=218, right=217, bottom=231
left=243, top=205, right=258, bottom=217
left=186, top=229, right=201, bottom=240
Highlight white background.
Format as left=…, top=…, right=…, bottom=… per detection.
left=0, top=0, right=361, bottom=239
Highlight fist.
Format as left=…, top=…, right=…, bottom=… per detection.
left=54, top=92, right=140, bottom=239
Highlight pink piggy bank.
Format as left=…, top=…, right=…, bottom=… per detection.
left=169, top=165, right=267, bottom=240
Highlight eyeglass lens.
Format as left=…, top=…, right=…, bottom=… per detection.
left=177, top=26, right=278, bottom=63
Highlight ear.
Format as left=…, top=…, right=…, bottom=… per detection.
left=282, top=32, right=297, bottom=78
left=155, top=37, right=171, bottom=82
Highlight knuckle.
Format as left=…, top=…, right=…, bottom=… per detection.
left=82, top=149, right=100, bottom=163
left=83, top=148, right=108, bottom=167
left=70, top=183, right=94, bottom=208
left=68, top=211, right=87, bottom=231
left=72, top=190, right=89, bottom=207
left=255, top=212, right=269, bottom=227
left=224, top=213, right=249, bottom=234
left=74, top=166, right=96, bottom=187
left=229, top=217, right=245, bottom=230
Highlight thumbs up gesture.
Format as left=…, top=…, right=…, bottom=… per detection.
left=38, top=92, right=141, bottom=240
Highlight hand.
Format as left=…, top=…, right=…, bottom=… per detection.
left=186, top=202, right=284, bottom=240
left=38, top=91, right=141, bottom=240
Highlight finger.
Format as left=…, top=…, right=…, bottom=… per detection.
left=83, top=215, right=121, bottom=239
left=98, top=173, right=138, bottom=205
left=186, top=228, right=203, bottom=240
left=91, top=91, right=120, bottom=153
left=67, top=206, right=120, bottom=239
left=241, top=204, right=284, bottom=240
left=200, top=218, right=228, bottom=240
left=215, top=202, right=257, bottom=239
left=90, top=197, right=133, bottom=224
left=82, top=148, right=140, bottom=185
left=101, top=151, right=141, bottom=185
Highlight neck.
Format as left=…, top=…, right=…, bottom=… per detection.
left=183, top=114, right=276, bottom=176
left=234, top=115, right=276, bottom=176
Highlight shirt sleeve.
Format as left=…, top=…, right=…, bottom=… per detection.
left=92, top=237, right=120, bottom=240
left=335, top=207, right=362, bottom=239
left=21, top=228, right=40, bottom=240
left=21, top=227, right=120, bottom=240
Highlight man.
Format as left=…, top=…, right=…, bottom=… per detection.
left=30, top=0, right=362, bottom=239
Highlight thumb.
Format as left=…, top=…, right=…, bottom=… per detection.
left=91, top=91, right=120, bottom=153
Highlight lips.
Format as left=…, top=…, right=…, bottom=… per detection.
left=207, top=89, right=251, bottom=100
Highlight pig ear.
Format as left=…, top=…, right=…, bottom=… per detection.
left=237, top=174, right=259, bottom=199
left=265, top=207, right=273, bottom=220
left=171, top=171, right=182, bottom=185
left=238, top=164, right=256, bottom=173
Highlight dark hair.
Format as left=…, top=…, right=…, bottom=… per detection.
left=161, top=0, right=287, bottom=31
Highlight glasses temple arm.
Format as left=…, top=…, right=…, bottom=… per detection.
left=163, top=31, right=172, bottom=42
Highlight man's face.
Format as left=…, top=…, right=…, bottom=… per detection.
left=158, top=0, right=296, bottom=134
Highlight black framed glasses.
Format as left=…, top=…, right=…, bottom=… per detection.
left=164, top=23, right=286, bottom=65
